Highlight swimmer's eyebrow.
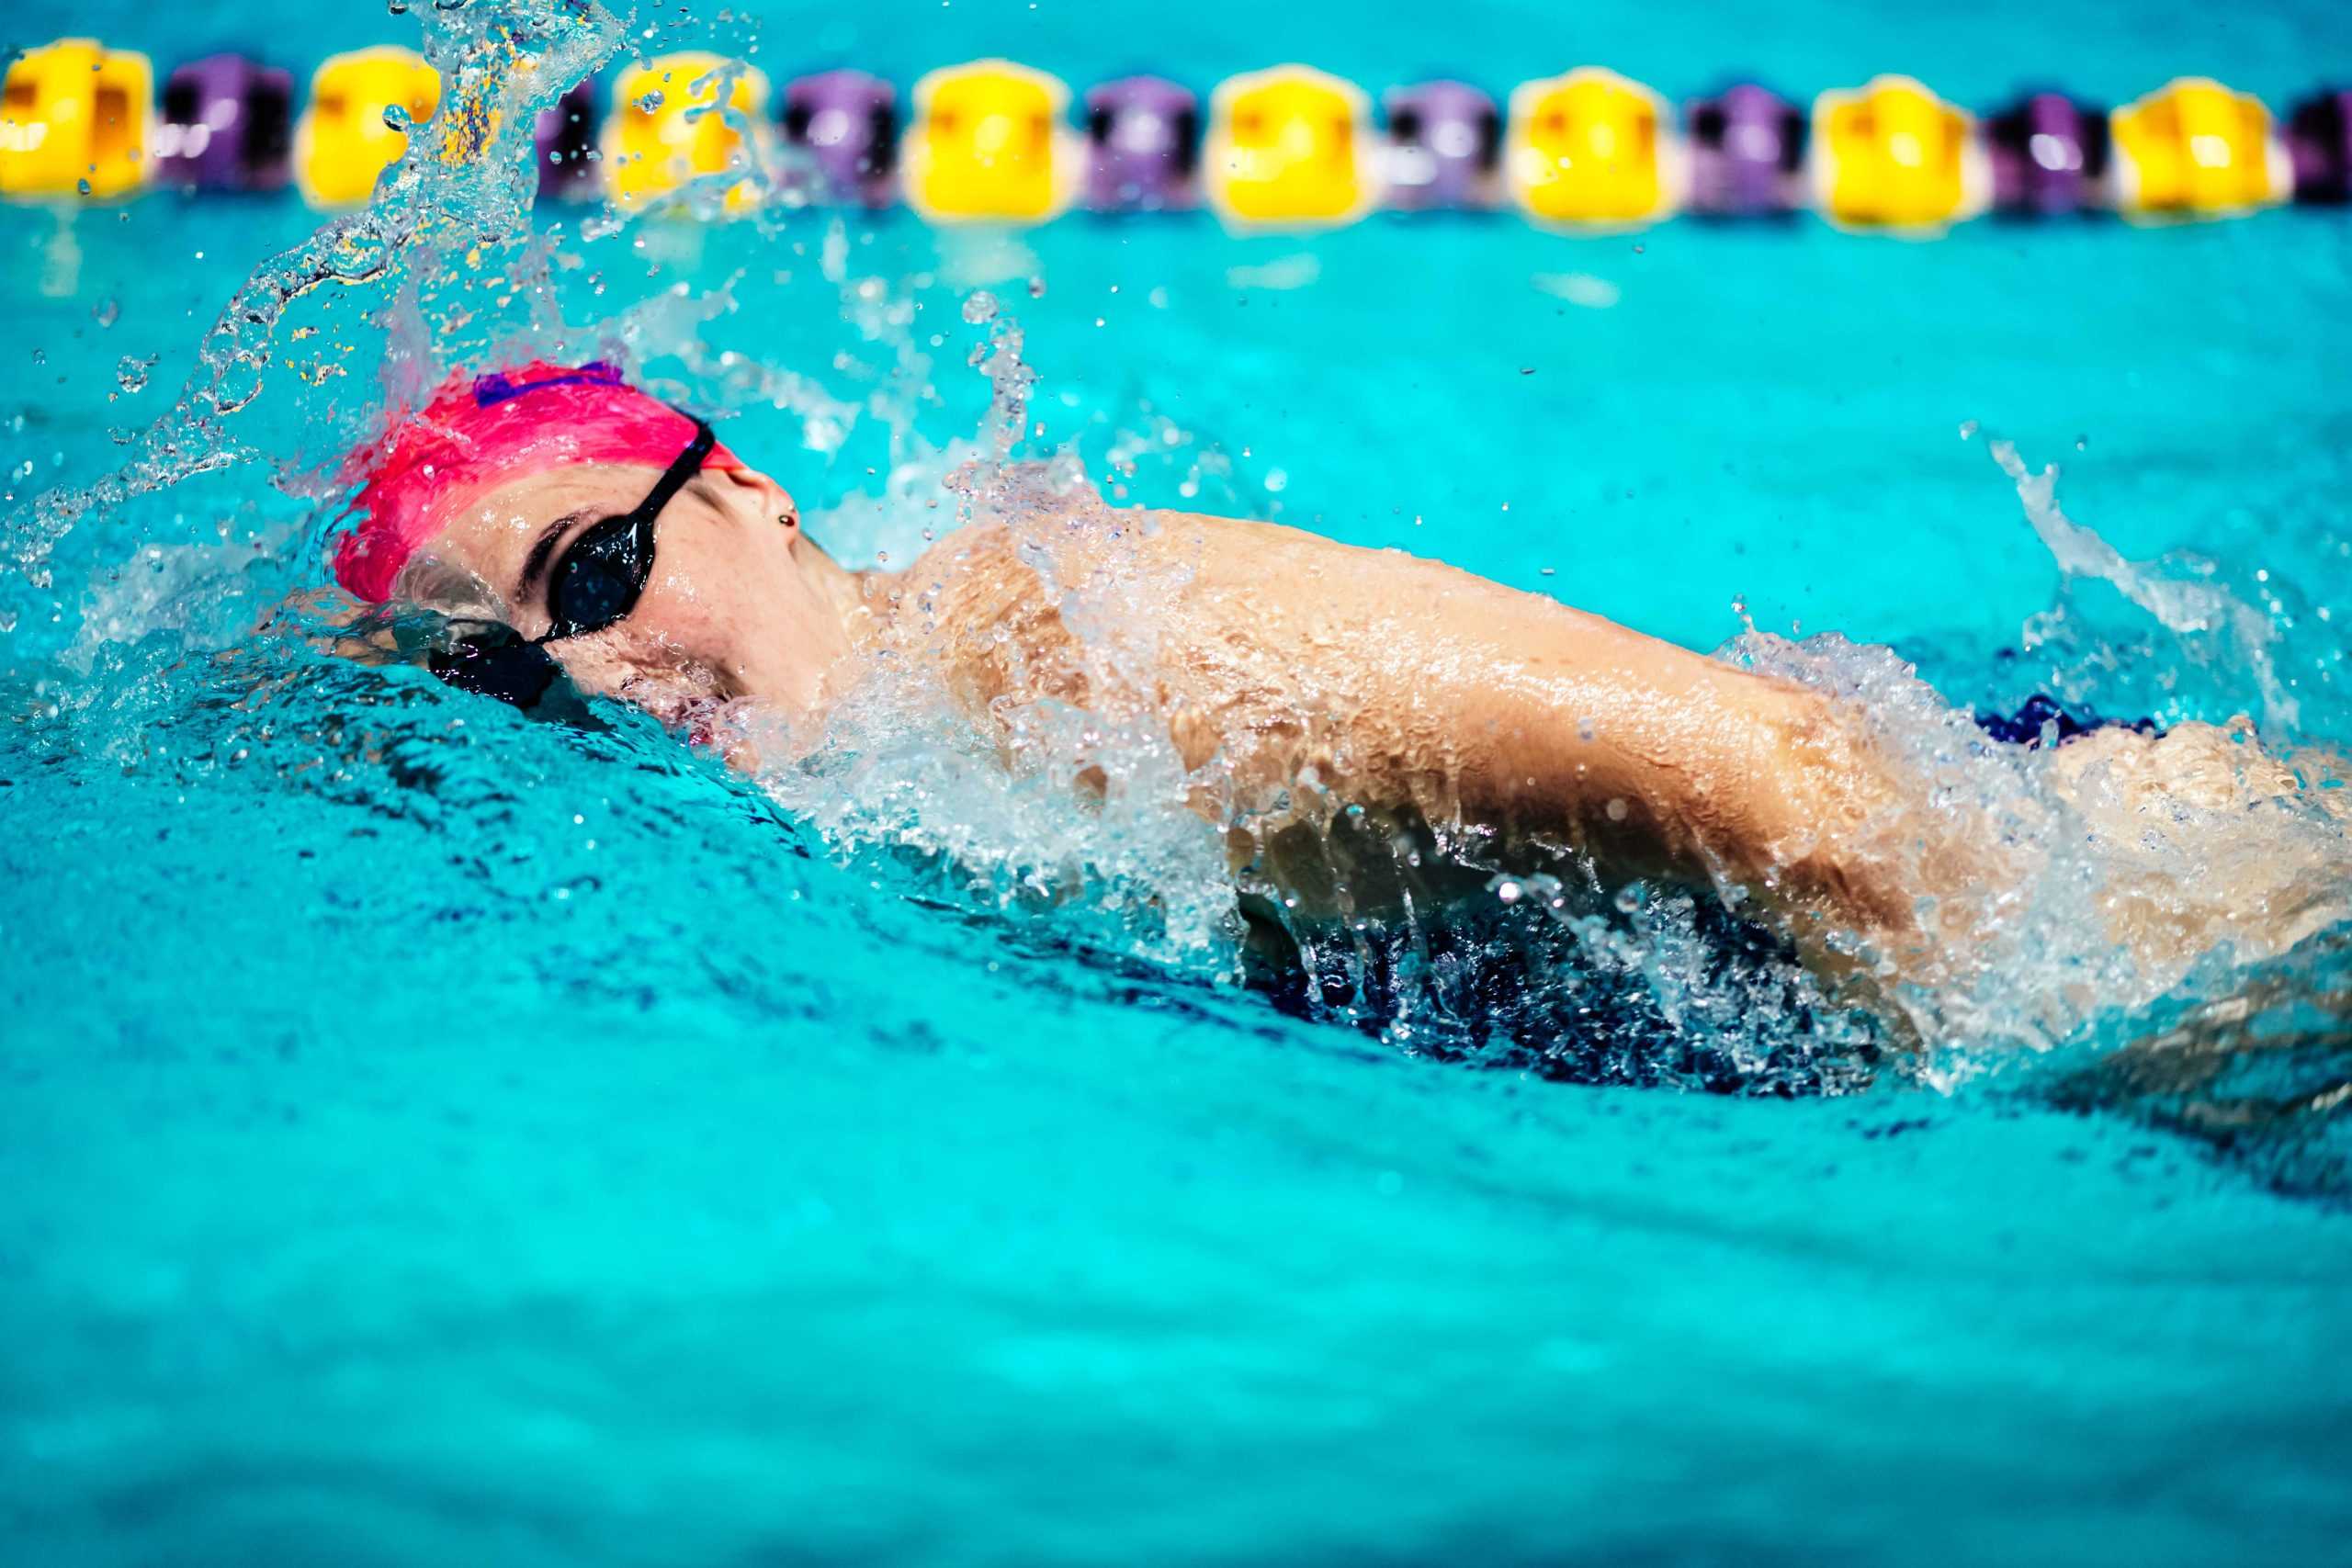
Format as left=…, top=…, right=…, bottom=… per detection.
left=517, top=509, right=593, bottom=600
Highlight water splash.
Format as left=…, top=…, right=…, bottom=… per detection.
left=1993, top=436, right=2300, bottom=734
left=746, top=297, right=1242, bottom=970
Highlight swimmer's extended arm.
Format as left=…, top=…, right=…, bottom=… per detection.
left=1138, top=514, right=1953, bottom=969
left=911, top=509, right=1960, bottom=981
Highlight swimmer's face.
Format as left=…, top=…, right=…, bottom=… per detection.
left=400, top=457, right=855, bottom=734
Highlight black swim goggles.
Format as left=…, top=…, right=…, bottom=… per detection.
left=428, top=416, right=717, bottom=710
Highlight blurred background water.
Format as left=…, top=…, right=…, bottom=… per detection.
left=3, top=1, right=2350, bottom=1563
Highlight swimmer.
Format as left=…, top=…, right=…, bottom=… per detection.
left=333, top=360, right=2352, bottom=1021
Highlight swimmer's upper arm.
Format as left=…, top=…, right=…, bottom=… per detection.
left=1144, top=510, right=1939, bottom=964
left=1386, top=579, right=1936, bottom=953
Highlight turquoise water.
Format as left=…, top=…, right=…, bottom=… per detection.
left=5, top=2, right=2352, bottom=1563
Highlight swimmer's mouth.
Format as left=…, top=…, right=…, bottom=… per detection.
left=622, top=663, right=746, bottom=749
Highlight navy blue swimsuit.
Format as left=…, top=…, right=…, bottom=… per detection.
left=1971, top=693, right=2163, bottom=748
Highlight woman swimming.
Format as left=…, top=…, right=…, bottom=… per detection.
left=334, top=359, right=2351, bottom=1028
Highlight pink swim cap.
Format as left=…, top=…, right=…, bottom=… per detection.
left=333, top=359, right=743, bottom=603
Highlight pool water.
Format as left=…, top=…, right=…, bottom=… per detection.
left=4, top=1, right=2351, bottom=1562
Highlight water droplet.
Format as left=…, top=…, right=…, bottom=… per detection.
left=383, top=105, right=413, bottom=133
left=635, top=90, right=665, bottom=113
left=76, top=177, right=91, bottom=196
left=1495, top=880, right=1523, bottom=905
left=1613, top=886, right=1643, bottom=914
left=1604, top=797, right=1629, bottom=822
left=91, top=299, right=119, bottom=328
left=1958, top=419, right=1979, bottom=440
left=2074, top=433, right=2088, bottom=451
left=1026, top=276, right=1046, bottom=299
left=116, top=353, right=155, bottom=393
left=388, top=0, right=409, bottom=12
left=961, top=290, right=998, bottom=324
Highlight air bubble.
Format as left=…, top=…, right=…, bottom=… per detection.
left=962, top=290, right=999, bottom=324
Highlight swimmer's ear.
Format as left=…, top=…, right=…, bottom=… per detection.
left=705, top=463, right=797, bottom=531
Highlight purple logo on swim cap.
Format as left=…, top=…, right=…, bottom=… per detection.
left=471, top=361, right=625, bottom=408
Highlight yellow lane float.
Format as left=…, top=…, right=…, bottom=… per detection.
left=1204, top=65, right=1376, bottom=226
left=602, top=52, right=771, bottom=212
left=0, top=39, right=153, bottom=199
left=295, top=47, right=440, bottom=209
left=1505, top=67, right=1684, bottom=226
left=902, top=60, right=1079, bottom=222
left=1811, top=74, right=1987, bottom=229
left=2108, top=77, right=2289, bottom=218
